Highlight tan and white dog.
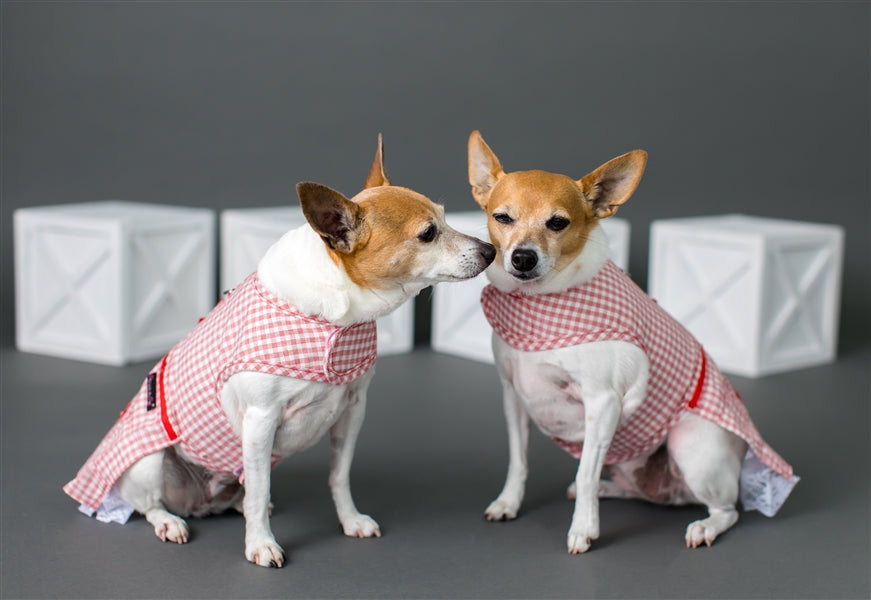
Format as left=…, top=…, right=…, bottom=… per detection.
left=468, top=130, right=797, bottom=553
left=65, top=136, right=496, bottom=567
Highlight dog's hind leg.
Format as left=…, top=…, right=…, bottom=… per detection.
left=667, top=413, right=747, bottom=548
left=118, top=451, right=190, bottom=544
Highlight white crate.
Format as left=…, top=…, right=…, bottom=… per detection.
left=430, top=212, right=493, bottom=362
left=220, top=207, right=413, bottom=356
left=602, top=218, right=631, bottom=273
left=14, top=201, right=216, bottom=366
left=649, top=214, right=844, bottom=378
left=220, top=207, right=307, bottom=294
left=431, top=212, right=631, bottom=363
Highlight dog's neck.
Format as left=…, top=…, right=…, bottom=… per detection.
left=257, top=225, right=414, bottom=326
left=486, top=224, right=611, bottom=296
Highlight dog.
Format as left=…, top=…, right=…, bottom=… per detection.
left=467, top=130, right=798, bottom=553
left=64, top=135, right=496, bottom=567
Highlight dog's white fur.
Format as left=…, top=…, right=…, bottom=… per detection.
left=115, top=137, right=495, bottom=567
left=469, top=131, right=748, bottom=553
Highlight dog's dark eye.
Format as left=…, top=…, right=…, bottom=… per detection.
left=418, top=224, right=438, bottom=243
left=546, top=216, right=570, bottom=232
left=493, top=213, right=514, bottom=225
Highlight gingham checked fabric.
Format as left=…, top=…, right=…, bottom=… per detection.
left=481, top=260, right=793, bottom=480
left=64, top=272, right=378, bottom=511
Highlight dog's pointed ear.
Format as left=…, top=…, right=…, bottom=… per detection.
left=363, top=133, right=391, bottom=189
left=468, top=130, right=505, bottom=208
left=298, top=182, right=363, bottom=254
left=577, top=150, right=647, bottom=218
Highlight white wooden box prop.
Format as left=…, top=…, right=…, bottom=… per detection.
left=14, top=201, right=216, bottom=366
left=220, top=207, right=307, bottom=295
left=649, top=214, right=844, bottom=378
left=220, top=207, right=414, bottom=356
left=431, top=212, right=631, bottom=363
left=430, top=212, right=493, bottom=363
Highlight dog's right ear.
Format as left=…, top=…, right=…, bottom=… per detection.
left=363, top=133, right=391, bottom=189
left=468, top=130, right=505, bottom=208
left=298, top=182, right=364, bottom=254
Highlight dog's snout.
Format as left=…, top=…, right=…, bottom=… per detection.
left=511, top=249, right=538, bottom=272
left=480, top=242, right=496, bottom=265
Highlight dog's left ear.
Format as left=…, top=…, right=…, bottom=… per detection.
left=363, top=133, right=391, bottom=189
left=578, top=150, right=647, bottom=218
left=298, top=182, right=364, bottom=254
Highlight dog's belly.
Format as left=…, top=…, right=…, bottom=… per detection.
left=512, top=359, right=587, bottom=443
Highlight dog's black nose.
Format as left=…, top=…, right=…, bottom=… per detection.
left=511, top=248, right=538, bottom=272
left=480, top=242, right=496, bottom=265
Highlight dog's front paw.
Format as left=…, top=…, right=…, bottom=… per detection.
left=245, top=537, right=285, bottom=568
left=567, top=530, right=594, bottom=554
left=567, top=516, right=599, bottom=554
left=341, top=513, right=381, bottom=538
left=152, top=513, right=189, bottom=544
left=485, top=498, right=520, bottom=521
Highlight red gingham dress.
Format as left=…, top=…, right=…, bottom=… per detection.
left=64, top=272, right=378, bottom=511
left=481, top=260, right=793, bottom=480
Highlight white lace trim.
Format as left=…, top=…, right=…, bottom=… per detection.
left=77, top=486, right=135, bottom=524
left=740, top=448, right=799, bottom=517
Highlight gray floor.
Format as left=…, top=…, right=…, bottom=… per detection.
left=1, top=342, right=869, bottom=599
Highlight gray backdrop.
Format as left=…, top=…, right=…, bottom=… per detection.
left=2, top=1, right=869, bottom=350
left=1, top=3, right=869, bottom=599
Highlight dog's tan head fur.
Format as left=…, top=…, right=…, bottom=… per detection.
left=299, top=135, right=495, bottom=291
left=468, top=130, right=646, bottom=289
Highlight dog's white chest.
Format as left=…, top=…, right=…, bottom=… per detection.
left=273, top=382, right=358, bottom=455
left=506, top=354, right=588, bottom=443
left=496, top=338, right=650, bottom=445
left=221, top=371, right=372, bottom=458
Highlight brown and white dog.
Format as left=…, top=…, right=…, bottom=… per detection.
left=64, top=136, right=496, bottom=567
left=468, top=130, right=797, bottom=553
